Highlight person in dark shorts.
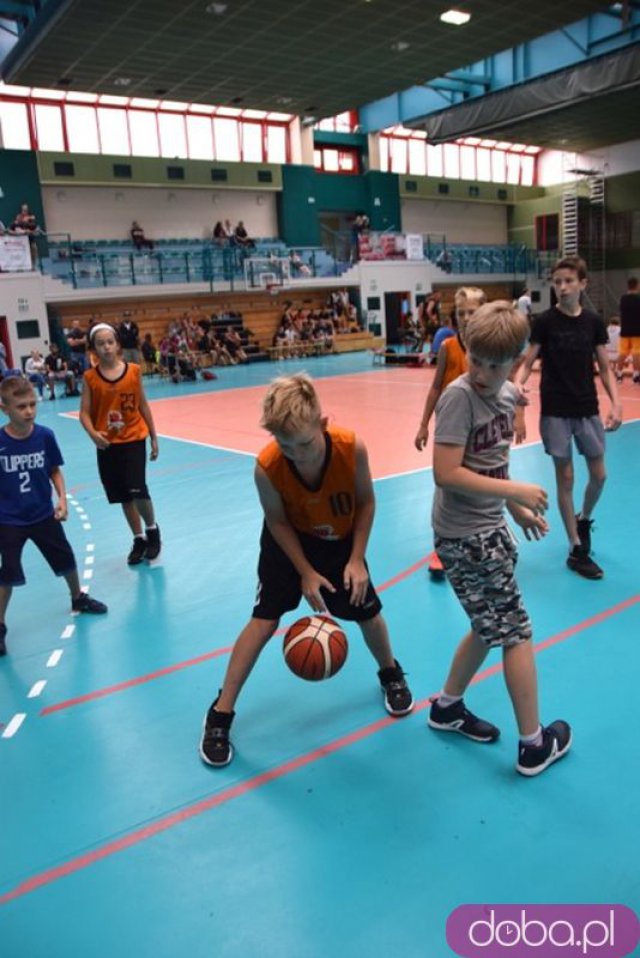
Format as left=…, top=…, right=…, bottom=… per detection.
left=79, top=323, right=161, bottom=566
left=0, top=378, right=107, bottom=656
left=200, top=373, right=414, bottom=767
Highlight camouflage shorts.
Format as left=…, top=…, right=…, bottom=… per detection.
left=434, top=524, right=532, bottom=648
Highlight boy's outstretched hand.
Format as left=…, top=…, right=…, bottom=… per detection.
left=511, top=482, right=548, bottom=515
left=509, top=503, right=549, bottom=541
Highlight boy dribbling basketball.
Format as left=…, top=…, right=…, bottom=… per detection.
left=199, top=373, right=414, bottom=767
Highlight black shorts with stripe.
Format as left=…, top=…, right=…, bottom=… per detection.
left=252, top=523, right=382, bottom=623
left=97, top=439, right=150, bottom=504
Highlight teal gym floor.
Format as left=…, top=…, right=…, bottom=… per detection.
left=1, top=353, right=639, bottom=957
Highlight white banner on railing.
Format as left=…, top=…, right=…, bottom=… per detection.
left=405, top=233, right=424, bottom=260
left=0, top=235, right=32, bottom=272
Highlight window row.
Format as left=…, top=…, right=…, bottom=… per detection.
left=379, top=134, right=538, bottom=186
left=0, top=98, right=289, bottom=164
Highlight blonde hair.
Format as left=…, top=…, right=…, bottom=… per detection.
left=261, top=373, right=322, bottom=434
left=464, top=300, right=529, bottom=363
left=0, top=377, right=35, bottom=404
left=454, top=286, right=486, bottom=308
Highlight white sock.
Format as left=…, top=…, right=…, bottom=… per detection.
left=145, top=524, right=157, bottom=531
left=520, top=726, right=543, bottom=747
left=438, top=691, right=462, bottom=709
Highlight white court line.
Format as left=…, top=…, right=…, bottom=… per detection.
left=28, top=680, right=47, bottom=699
left=86, top=543, right=95, bottom=552
left=155, top=432, right=255, bottom=457
left=83, top=569, right=93, bottom=580
left=61, top=624, right=75, bottom=639
left=46, top=649, right=64, bottom=668
left=84, top=555, right=94, bottom=565
left=2, top=713, right=26, bottom=738
left=83, top=523, right=92, bottom=530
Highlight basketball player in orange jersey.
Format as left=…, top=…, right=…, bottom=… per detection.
left=79, top=323, right=161, bottom=565
left=200, top=372, right=414, bottom=767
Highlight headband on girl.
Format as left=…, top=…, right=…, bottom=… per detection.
left=89, top=323, right=117, bottom=344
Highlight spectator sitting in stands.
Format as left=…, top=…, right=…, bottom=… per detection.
left=10, top=202, right=40, bottom=267
left=223, top=326, right=248, bottom=363
left=45, top=343, right=78, bottom=399
left=25, top=350, right=47, bottom=399
left=130, top=221, right=154, bottom=252
left=212, top=221, right=228, bottom=246
left=233, top=221, right=255, bottom=249
left=212, top=328, right=235, bottom=365
left=10, top=203, right=39, bottom=236
left=289, top=250, right=311, bottom=277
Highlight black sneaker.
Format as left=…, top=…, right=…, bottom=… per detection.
left=72, top=593, right=108, bottom=614
left=428, top=697, right=500, bottom=742
left=575, top=515, right=594, bottom=554
left=378, top=659, right=414, bottom=716
left=516, top=720, right=572, bottom=777
left=567, top=545, right=603, bottom=579
left=200, top=700, right=235, bottom=767
left=127, top=535, right=147, bottom=565
left=0, top=623, right=6, bottom=656
left=145, top=526, right=161, bottom=561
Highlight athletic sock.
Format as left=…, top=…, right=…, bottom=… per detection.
left=438, top=691, right=462, bottom=709
left=520, top=726, right=543, bottom=747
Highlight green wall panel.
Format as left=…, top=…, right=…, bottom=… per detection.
left=36, top=152, right=282, bottom=190
left=0, top=150, right=46, bottom=231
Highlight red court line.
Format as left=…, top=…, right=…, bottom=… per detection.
left=40, top=555, right=430, bottom=717
left=5, top=592, right=639, bottom=906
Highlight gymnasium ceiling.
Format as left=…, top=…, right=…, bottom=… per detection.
left=2, top=0, right=615, bottom=122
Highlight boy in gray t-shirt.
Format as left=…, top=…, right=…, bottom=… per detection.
left=428, top=301, right=572, bottom=777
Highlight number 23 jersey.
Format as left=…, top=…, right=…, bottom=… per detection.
left=257, top=425, right=357, bottom=541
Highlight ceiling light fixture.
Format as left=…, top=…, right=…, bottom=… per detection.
left=391, top=40, right=410, bottom=52
left=205, top=2, right=227, bottom=13
left=113, top=76, right=132, bottom=87
left=440, top=9, right=471, bottom=25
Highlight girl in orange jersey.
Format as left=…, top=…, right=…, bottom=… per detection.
left=199, top=372, right=414, bottom=767
left=79, top=323, right=161, bottom=565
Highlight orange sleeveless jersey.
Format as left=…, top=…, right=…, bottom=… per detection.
left=83, top=363, right=148, bottom=444
left=258, top=425, right=357, bottom=540
left=441, top=336, right=467, bottom=390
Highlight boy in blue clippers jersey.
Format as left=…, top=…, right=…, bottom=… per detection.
left=0, top=378, right=107, bottom=656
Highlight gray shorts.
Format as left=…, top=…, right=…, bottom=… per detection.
left=540, top=415, right=605, bottom=460
left=434, top=524, right=532, bottom=648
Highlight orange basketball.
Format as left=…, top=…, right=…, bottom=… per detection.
left=283, top=615, right=348, bottom=681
